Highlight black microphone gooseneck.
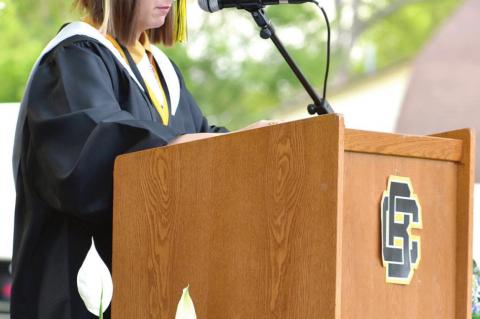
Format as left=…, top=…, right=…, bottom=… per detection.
left=310, top=2, right=332, bottom=115
left=247, top=6, right=334, bottom=115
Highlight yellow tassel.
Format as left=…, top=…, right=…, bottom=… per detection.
left=174, top=0, right=188, bottom=43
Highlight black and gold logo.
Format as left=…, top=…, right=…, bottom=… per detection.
left=381, top=176, right=422, bottom=285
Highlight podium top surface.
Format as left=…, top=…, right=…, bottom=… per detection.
left=116, top=114, right=468, bottom=166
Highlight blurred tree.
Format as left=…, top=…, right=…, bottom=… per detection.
left=0, top=0, right=78, bottom=101
left=0, top=0, right=40, bottom=101
left=167, top=0, right=461, bottom=128
left=335, top=0, right=461, bottom=80
left=0, top=0, right=461, bottom=128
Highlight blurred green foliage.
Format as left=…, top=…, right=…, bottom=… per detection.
left=357, top=0, right=461, bottom=72
left=0, top=0, right=78, bottom=100
left=0, top=0, right=461, bottom=129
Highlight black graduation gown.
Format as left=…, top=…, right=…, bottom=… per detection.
left=11, top=35, right=227, bottom=318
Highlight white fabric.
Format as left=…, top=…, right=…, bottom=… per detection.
left=137, top=55, right=167, bottom=111
left=149, top=45, right=181, bottom=115
left=27, top=21, right=182, bottom=110
left=36, top=21, right=144, bottom=90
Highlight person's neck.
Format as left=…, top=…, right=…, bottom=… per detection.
left=134, top=29, right=147, bottom=45
left=134, top=33, right=141, bottom=43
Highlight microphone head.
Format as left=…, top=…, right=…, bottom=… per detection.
left=198, top=0, right=220, bottom=12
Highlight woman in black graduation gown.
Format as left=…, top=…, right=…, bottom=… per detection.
left=10, top=0, right=276, bottom=317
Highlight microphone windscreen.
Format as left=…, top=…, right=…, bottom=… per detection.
left=198, top=0, right=220, bottom=12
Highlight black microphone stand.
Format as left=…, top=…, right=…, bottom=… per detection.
left=246, top=7, right=334, bottom=115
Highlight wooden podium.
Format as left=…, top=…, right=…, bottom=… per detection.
left=112, top=114, right=474, bottom=318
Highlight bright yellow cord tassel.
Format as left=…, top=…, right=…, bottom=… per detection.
left=174, top=0, right=188, bottom=43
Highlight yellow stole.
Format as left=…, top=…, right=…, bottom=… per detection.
left=107, top=34, right=170, bottom=126
left=82, top=18, right=170, bottom=125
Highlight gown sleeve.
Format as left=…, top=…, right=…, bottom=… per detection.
left=25, top=41, right=184, bottom=224
left=170, top=61, right=229, bottom=134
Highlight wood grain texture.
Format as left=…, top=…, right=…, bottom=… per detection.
left=112, top=114, right=473, bottom=319
left=112, top=114, right=344, bottom=318
left=341, top=152, right=459, bottom=318
left=432, top=129, right=475, bottom=319
left=345, top=129, right=463, bottom=162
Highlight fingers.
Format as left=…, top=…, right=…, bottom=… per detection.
left=267, top=119, right=284, bottom=125
left=236, top=119, right=285, bottom=132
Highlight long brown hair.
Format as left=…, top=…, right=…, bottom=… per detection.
left=75, top=0, right=175, bottom=46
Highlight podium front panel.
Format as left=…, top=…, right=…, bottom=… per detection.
left=112, top=115, right=345, bottom=318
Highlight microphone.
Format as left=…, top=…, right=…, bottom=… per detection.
left=197, top=0, right=334, bottom=115
left=198, top=0, right=312, bottom=12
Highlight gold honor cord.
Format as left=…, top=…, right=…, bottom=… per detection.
left=106, top=36, right=170, bottom=125
left=145, top=81, right=170, bottom=125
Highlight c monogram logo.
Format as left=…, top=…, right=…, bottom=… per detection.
left=381, top=176, right=422, bottom=285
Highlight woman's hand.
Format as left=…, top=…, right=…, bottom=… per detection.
left=236, top=119, right=285, bottom=132
left=168, top=119, right=284, bottom=145
left=168, top=133, right=221, bottom=145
